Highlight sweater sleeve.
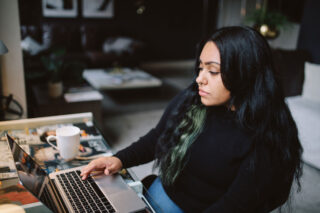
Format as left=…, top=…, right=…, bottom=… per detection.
left=113, top=89, right=186, bottom=168
left=203, top=153, right=277, bottom=213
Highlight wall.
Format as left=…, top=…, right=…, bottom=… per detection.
left=297, top=0, right=320, bottom=63
left=268, top=23, right=300, bottom=50
left=216, top=0, right=303, bottom=50
left=216, top=0, right=256, bottom=28
left=0, top=0, right=27, bottom=118
left=19, top=0, right=218, bottom=61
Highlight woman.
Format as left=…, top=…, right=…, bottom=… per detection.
left=81, top=26, right=303, bottom=213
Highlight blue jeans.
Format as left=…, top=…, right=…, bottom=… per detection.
left=145, top=177, right=184, bottom=213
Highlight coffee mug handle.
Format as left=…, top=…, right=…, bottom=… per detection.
left=46, top=135, right=59, bottom=150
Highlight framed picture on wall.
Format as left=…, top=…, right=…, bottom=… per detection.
left=82, top=0, right=114, bottom=18
left=42, top=0, right=78, bottom=18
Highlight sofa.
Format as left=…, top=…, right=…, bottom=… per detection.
left=271, top=49, right=320, bottom=169
left=286, top=62, right=320, bottom=169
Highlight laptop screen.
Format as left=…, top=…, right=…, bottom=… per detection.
left=6, top=134, right=48, bottom=198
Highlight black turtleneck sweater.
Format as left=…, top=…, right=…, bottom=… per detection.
left=114, top=90, right=289, bottom=213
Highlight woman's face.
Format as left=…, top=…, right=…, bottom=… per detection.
left=196, top=41, right=231, bottom=106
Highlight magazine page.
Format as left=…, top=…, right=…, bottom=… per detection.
left=0, top=122, right=112, bottom=179
left=0, top=132, right=31, bottom=180
left=29, top=138, right=112, bottom=174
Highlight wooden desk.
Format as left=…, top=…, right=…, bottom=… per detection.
left=0, top=113, right=153, bottom=212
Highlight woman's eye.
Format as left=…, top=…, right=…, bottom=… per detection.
left=209, top=71, right=219, bottom=75
left=198, top=67, right=219, bottom=75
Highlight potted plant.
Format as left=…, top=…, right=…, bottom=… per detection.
left=245, top=0, right=291, bottom=39
left=41, top=47, right=66, bottom=98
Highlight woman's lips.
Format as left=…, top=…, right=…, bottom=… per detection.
left=199, top=89, right=209, bottom=96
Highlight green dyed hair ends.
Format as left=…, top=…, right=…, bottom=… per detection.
left=160, top=105, right=207, bottom=185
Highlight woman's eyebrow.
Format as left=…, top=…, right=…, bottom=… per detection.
left=199, top=60, right=220, bottom=66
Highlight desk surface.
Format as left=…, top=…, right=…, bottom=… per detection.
left=0, top=178, right=52, bottom=212
left=0, top=113, right=153, bottom=212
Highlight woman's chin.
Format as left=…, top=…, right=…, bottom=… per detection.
left=200, top=98, right=227, bottom=107
left=200, top=98, right=213, bottom=106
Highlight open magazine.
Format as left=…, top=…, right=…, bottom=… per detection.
left=0, top=180, right=39, bottom=206
left=0, top=122, right=112, bottom=180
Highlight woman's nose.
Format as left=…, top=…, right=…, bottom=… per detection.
left=196, top=71, right=207, bottom=85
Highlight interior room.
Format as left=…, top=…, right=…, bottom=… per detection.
left=0, top=0, right=320, bottom=212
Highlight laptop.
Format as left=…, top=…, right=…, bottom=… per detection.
left=6, top=134, right=148, bottom=213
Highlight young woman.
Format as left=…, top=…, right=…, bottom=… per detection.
left=81, top=26, right=303, bottom=213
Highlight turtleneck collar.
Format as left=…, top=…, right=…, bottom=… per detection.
left=206, top=105, right=236, bottom=120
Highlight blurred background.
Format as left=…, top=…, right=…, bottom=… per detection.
left=0, top=1, right=319, bottom=212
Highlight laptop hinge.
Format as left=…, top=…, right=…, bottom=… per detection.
left=49, top=179, right=69, bottom=213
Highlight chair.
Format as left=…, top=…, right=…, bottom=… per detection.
left=141, top=174, right=157, bottom=194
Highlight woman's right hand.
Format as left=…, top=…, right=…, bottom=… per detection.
left=80, top=156, right=123, bottom=180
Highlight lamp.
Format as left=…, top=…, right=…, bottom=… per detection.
left=0, top=40, right=9, bottom=55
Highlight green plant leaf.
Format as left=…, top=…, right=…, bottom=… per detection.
left=40, top=47, right=67, bottom=82
left=245, top=8, right=291, bottom=30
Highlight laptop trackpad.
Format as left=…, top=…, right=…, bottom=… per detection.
left=92, top=174, right=129, bottom=195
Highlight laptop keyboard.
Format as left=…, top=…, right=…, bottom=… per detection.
left=57, top=170, right=116, bottom=213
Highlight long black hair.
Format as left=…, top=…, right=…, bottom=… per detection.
left=155, top=26, right=303, bottom=205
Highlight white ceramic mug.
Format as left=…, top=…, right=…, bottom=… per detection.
left=46, top=126, right=80, bottom=161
